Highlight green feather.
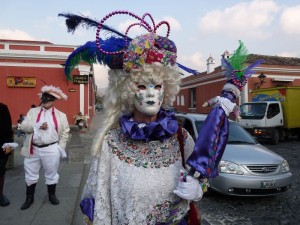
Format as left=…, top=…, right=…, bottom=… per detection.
left=65, top=50, right=97, bottom=80
left=228, top=40, right=248, bottom=78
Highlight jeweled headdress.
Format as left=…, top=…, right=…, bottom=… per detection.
left=59, top=11, right=198, bottom=80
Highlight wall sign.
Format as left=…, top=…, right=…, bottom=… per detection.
left=7, top=76, right=36, bottom=87
left=73, top=75, right=88, bottom=84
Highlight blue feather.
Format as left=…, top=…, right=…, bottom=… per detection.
left=243, top=59, right=265, bottom=78
left=221, top=58, right=235, bottom=79
left=64, top=38, right=127, bottom=80
left=176, top=62, right=199, bottom=75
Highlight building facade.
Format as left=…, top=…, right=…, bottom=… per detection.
left=175, top=54, right=300, bottom=114
left=0, top=39, right=96, bottom=126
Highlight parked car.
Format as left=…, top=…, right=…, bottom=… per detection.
left=175, top=113, right=292, bottom=196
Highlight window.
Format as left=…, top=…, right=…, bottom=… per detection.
left=267, top=103, right=280, bottom=119
left=240, top=103, right=267, bottom=120
left=177, top=96, right=180, bottom=105
left=189, top=88, right=196, bottom=108
left=180, top=95, right=185, bottom=106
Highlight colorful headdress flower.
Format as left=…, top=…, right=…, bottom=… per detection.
left=59, top=11, right=198, bottom=80
left=222, top=40, right=265, bottom=90
left=123, top=33, right=177, bottom=72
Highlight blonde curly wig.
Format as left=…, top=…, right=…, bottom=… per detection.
left=91, top=64, right=181, bottom=156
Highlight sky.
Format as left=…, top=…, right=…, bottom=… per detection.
left=1, top=0, right=300, bottom=92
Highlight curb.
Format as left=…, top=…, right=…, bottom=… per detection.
left=70, top=161, right=90, bottom=224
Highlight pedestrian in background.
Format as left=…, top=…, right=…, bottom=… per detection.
left=0, top=103, right=14, bottom=207
left=20, top=85, right=70, bottom=210
left=74, top=112, right=89, bottom=130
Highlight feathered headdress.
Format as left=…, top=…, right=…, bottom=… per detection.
left=222, top=40, right=265, bottom=90
left=38, top=85, right=68, bottom=101
left=59, top=11, right=198, bottom=80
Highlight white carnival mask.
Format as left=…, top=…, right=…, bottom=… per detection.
left=134, top=82, right=164, bottom=116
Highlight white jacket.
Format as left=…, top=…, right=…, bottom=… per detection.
left=20, top=106, right=70, bottom=157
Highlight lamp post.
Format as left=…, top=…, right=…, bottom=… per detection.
left=255, top=73, right=266, bottom=89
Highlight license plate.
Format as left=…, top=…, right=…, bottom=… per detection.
left=261, top=180, right=276, bottom=189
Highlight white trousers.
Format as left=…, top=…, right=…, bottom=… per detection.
left=24, top=143, right=60, bottom=186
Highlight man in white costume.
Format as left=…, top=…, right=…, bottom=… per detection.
left=20, top=85, right=70, bottom=210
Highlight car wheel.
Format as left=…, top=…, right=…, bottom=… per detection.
left=271, top=129, right=279, bottom=145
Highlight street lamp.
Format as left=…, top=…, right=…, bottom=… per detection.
left=255, top=73, right=266, bottom=89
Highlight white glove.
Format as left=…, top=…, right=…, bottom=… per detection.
left=173, top=175, right=203, bottom=201
left=57, top=145, right=67, bottom=158
left=2, top=142, right=19, bottom=149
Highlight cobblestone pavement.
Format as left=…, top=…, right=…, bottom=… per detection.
left=198, top=138, right=300, bottom=225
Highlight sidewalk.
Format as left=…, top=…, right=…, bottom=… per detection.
left=0, top=112, right=102, bottom=225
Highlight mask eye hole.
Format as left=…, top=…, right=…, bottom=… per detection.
left=154, top=85, right=162, bottom=90
left=137, top=85, right=146, bottom=90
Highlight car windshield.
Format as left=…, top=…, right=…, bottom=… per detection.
left=240, top=103, right=267, bottom=119
left=196, top=121, right=257, bottom=145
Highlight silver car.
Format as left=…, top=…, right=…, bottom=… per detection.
left=175, top=113, right=292, bottom=196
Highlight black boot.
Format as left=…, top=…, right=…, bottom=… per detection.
left=0, top=175, right=10, bottom=207
left=21, top=183, right=36, bottom=210
left=47, top=184, right=59, bottom=205
left=0, top=195, right=9, bottom=207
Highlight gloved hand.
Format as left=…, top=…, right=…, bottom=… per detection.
left=173, top=175, right=203, bottom=201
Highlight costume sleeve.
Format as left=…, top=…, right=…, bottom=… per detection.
left=58, top=113, right=70, bottom=150
left=207, top=96, right=220, bottom=107
left=20, top=109, right=36, bottom=133
left=81, top=136, right=112, bottom=224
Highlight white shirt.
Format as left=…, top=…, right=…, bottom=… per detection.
left=32, top=107, right=58, bottom=145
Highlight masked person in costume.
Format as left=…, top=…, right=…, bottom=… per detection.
left=19, top=85, right=70, bottom=210
left=60, top=11, right=202, bottom=225
left=187, top=41, right=264, bottom=179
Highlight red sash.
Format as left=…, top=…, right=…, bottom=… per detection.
left=30, top=108, right=58, bottom=154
